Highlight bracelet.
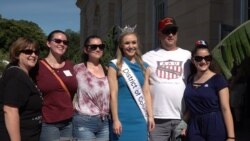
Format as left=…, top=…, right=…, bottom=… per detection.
left=227, top=137, right=235, bottom=139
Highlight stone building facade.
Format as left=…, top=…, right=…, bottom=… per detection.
left=76, top=0, right=248, bottom=52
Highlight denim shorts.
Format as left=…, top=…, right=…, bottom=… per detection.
left=72, top=113, right=109, bottom=141
left=40, top=119, right=73, bottom=141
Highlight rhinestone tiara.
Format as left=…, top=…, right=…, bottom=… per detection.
left=118, top=25, right=137, bottom=33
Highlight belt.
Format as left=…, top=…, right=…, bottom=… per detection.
left=94, top=114, right=110, bottom=121
left=100, top=115, right=110, bottom=121
left=75, top=112, right=110, bottom=121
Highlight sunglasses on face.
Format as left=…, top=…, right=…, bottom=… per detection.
left=87, top=44, right=105, bottom=50
left=194, top=55, right=212, bottom=62
left=51, top=38, right=69, bottom=45
left=20, top=49, right=39, bottom=56
left=162, top=28, right=177, bottom=35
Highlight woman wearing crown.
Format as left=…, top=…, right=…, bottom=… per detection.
left=108, top=25, right=155, bottom=141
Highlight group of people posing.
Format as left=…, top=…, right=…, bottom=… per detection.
left=0, top=16, right=235, bottom=141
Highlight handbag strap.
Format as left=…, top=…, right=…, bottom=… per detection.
left=40, top=60, right=71, bottom=97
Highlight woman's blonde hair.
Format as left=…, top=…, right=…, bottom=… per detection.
left=115, top=32, right=146, bottom=74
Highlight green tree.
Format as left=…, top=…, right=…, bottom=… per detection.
left=102, top=26, right=118, bottom=66
left=0, top=49, right=9, bottom=76
left=63, top=27, right=118, bottom=66
left=0, top=16, right=117, bottom=73
left=0, top=17, right=46, bottom=53
left=64, top=29, right=81, bottom=64
left=0, top=17, right=46, bottom=74
left=38, top=29, right=82, bottom=63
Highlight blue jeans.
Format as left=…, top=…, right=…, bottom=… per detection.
left=72, top=113, right=109, bottom=141
left=40, top=119, right=73, bottom=141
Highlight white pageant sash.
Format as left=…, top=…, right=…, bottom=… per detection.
left=111, top=59, right=148, bottom=122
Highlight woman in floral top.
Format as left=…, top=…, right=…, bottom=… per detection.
left=73, top=35, right=110, bottom=141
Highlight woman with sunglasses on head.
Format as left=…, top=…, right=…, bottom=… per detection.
left=0, top=37, right=42, bottom=141
left=72, top=35, right=110, bottom=141
left=182, top=40, right=235, bottom=141
left=108, top=26, right=155, bottom=141
left=35, top=30, right=77, bottom=141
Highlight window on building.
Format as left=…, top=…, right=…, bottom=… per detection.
left=241, top=0, right=250, bottom=20
left=219, top=24, right=235, bottom=40
left=248, top=0, right=250, bottom=19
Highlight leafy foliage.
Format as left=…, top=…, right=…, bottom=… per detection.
left=102, top=26, right=118, bottom=67
left=212, top=20, right=250, bottom=80
left=38, top=29, right=81, bottom=62
left=0, top=18, right=81, bottom=71
left=0, top=49, right=8, bottom=76
left=0, top=16, right=46, bottom=74
left=0, top=17, right=46, bottom=52
left=63, top=26, right=118, bottom=66
left=0, top=16, right=117, bottom=74
left=64, top=29, right=81, bottom=64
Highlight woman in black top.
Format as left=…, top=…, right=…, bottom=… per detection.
left=0, top=37, right=43, bottom=141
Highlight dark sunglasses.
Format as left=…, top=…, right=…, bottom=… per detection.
left=52, top=38, right=69, bottom=45
left=162, top=28, right=177, bottom=35
left=87, top=44, right=105, bottom=50
left=20, top=49, right=39, bottom=55
left=194, top=55, right=212, bottom=62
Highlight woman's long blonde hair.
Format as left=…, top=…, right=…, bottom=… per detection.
left=115, top=32, right=146, bottom=75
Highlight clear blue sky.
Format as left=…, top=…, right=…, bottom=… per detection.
left=0, top=0, right=80, bottom=35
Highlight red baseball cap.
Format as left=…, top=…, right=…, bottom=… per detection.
left=195, top=40, right=208, bottom=48
left=158, top=17, right=178, bottom=31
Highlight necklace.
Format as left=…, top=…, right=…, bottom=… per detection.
left=29, top=77, right=43, bottom=101
left=192, top=83, right=202, bottom=89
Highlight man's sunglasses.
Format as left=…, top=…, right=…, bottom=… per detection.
left=52, top=38, right=69, bottom=45
left=162, top=28, right=177, bottom=35
left=20, top=49, right=39, bottom=55
left=194, top=55, right=212, bottom=62
left=87, top=44, right=105, bottom=50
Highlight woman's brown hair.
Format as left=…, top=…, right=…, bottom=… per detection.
left=9, top=37, right=39, bottom=64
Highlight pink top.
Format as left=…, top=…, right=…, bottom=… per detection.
left=74, top=63, right=110, bottom=116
